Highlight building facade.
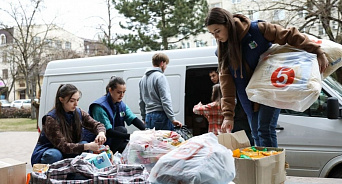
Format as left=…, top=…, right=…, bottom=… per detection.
left=0, top=25, right=106, bottom=102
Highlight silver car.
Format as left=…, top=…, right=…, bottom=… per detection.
left=0, top=99, right=11, bottom=108
left=277, top=76, right=342, bottom=178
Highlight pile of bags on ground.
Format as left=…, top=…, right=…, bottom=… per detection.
left=28, top=129, right=236, bottom=184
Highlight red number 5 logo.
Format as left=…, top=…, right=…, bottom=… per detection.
left=271, top=67, right=295, bottom=88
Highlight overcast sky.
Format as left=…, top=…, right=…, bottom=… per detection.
left=1, top=0, right=123, bottom=40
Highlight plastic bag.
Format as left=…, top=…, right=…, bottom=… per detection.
left=122, top=129, right=184, bottom=172
left=305, top=34, right=342, bottom=78
left=246, top=44, right=322, bottom=112
left=148, top=133, right=235, bottom=184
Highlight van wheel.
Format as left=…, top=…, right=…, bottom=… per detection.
left=328, top=164, right=342, bottom=178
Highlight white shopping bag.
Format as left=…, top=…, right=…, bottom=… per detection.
left=246, top=44, right=322, bottom=112
left=305, top=34, right=342, bottom=78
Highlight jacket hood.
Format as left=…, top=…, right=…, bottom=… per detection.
left=145, top=67, right=163, bottom=76
left=233, top=14, right=251, bottom=41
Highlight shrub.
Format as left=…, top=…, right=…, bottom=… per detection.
left=0, top=107, right=31, bottom=118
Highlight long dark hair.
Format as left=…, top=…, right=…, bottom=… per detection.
left=205, top=7, right=242, bottom=74
left=54, top=84, right=82, bottom=143
left=211, top=84, right=222, bottom=106
left=106, top=76, right=126, bottom=93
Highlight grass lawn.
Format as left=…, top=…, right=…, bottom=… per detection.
left=0, top=118, right=38, bottom=132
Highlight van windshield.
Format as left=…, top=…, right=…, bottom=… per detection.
left=324, top=76, right=342, bottom=98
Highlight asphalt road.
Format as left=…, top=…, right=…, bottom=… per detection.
left=0, top=131, right=39, bottom=174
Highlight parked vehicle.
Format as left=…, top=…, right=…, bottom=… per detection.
left=38, top=46, right=342, bottom=178
left=0, top=99, right=11, bottom=108
left=11, top=99, right=32, bottom=109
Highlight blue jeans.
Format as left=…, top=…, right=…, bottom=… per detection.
left=250, top=104, right=280, bottom=147
left=146, top=111, right=174, bottom=131
left=40, top=148, right=63, bottom=164
left=40, top=141, right=88, bottom=164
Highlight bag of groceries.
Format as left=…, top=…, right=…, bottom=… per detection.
left=246, top=44, right=322, bottom=112
left=148, top=133, right=235, bottom=184
left=122, top=129, right=185, bottom=172
left=305, top=34, right=342, bottom=78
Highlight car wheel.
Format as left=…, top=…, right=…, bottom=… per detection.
left=328, top=164, right=342, bottom=178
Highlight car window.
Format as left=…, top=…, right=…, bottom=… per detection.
left=280, top=89, right=329, bottom=118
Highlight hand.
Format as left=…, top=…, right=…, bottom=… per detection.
left=85, top=142, right=100, bottom=152
left=221, top=118, right=234, bottom=133
left=172, top=120, right=182, bottom=127
left=317, top=53, right=329, bottom=73
left=94, top=132, right=106, bottom=145
left=197, top=102, right=202, bottom=105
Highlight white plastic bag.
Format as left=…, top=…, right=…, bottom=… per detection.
left=305, top=34, right=342, bottom=78
left=148, top=133, right=235, bottom=184
left=122, top=129, right=184, bottom=172
left=246, top=44, right=322, bottom=112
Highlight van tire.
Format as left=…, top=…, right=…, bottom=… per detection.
left=328, top=164, right=342, bottom=178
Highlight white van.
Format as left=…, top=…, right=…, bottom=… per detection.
left=39, top=46, right=342, bottom=178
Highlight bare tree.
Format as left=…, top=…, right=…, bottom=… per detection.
left=95, top=0, right=117, bottom=55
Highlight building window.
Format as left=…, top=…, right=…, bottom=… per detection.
left=33, top=36, right=41, bottom=45
left=2, top=52, right=7, bottom=63
left=0, top=34, right=6, bottom=45
left=86, top=45, right=90, bottom=53
left=248, top=10, right=259, bottom=20
left=19, top=80, right=25, bottom=87
left=2, top=69, right=8, bottom=79
left=45, top=39, right=53, bottom=47
left=56, top=40, right=62, bottom=49
left=210, top=3, right=221, bottom=8
left=195, top=40, right=206, bottom=47
left=232, top=0, right=241, bottom=4
left=318, top=24, right=325, bottom=35
left=274, top=10, right=285, bottom=21
left=297, top=10, right=307, bottom=18
left=65, top=42, right=71, bottom=49
left=186, top=42, right=190, bottom=48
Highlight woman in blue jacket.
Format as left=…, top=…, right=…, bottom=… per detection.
left=205, top=7, right=329, bottom=147
left=83, top=76, right=145, bottom=153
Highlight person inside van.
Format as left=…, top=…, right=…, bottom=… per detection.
left=205, top=7, right=328, bottom=147
left=83, top=76, right=146, bottom=153
left=193, top=84, right=223, bottom=135
left=209, top=69, right=219, bottom=84
left=139, top=53, right=182, bottom=130
left=209, top=68, right=253, bottom=144
left=31, top=84, right=107, bottom=165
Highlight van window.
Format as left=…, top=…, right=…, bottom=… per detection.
left=280, top=89, right=329, bottom=118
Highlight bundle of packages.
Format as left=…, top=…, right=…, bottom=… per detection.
left=29, top=157, right=150, bottom=184
left=246, top=44, right=322, bottom=112
left=122, top=129, right=185, bottom=172
left=232, top=146, right=282, bottom=159
left=305, top=34, right=342, bottom=78
left=148, top=133, right=235, bottom=184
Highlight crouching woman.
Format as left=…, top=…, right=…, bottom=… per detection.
left=31, top=84, right=106, bottom=165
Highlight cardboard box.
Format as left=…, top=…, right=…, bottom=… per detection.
left=0, top=158, right=26, bottom=184
left=218, top=131, right=286, bottom=184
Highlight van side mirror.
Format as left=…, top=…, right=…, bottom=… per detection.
left=326, top=97, right=339, bottom=119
